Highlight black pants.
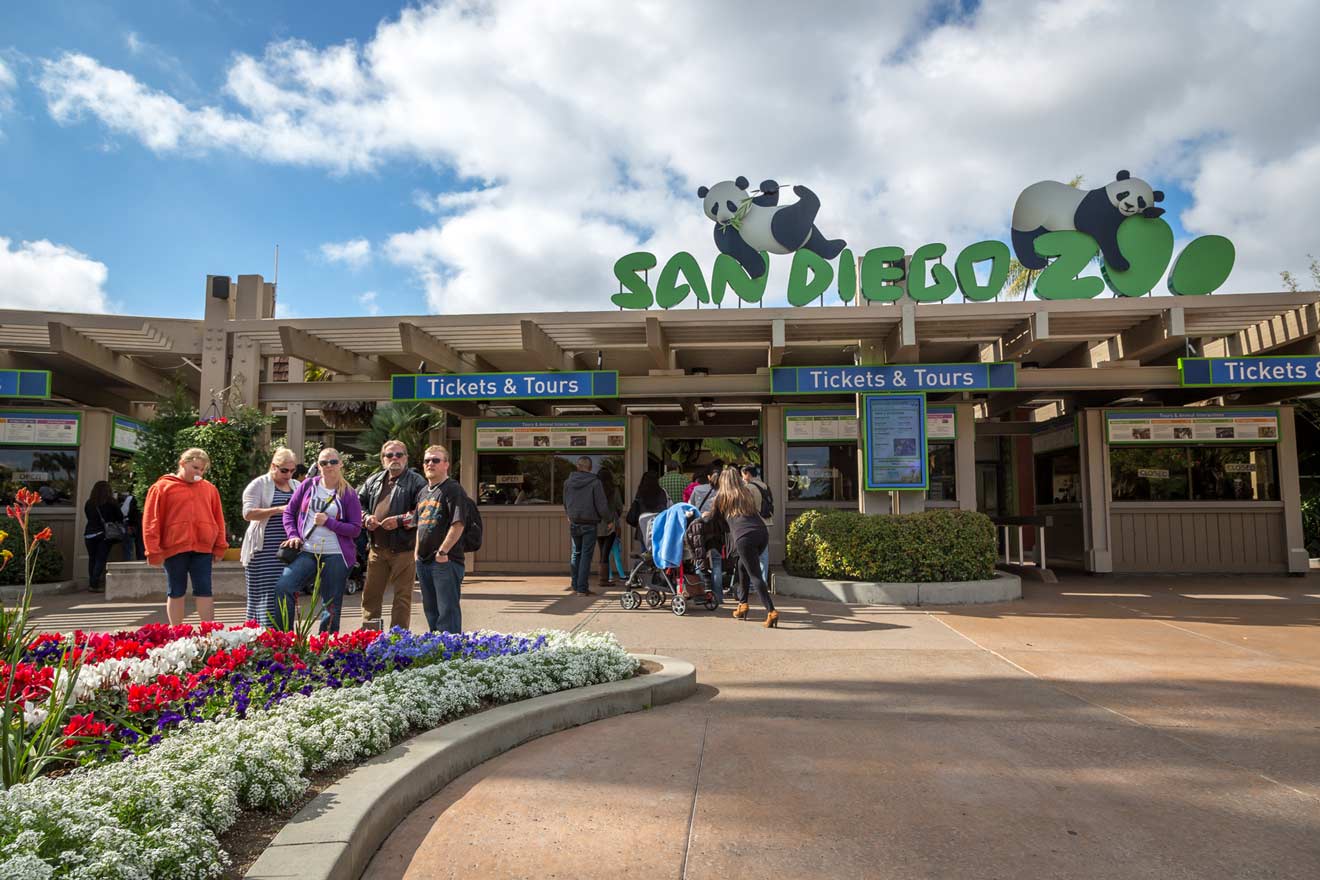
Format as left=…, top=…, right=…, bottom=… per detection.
left=84, top=535, right=113, bottom=589
left=733, top=532, right=774, bottom=611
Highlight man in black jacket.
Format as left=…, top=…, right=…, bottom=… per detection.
left=562, top=456, right=612, bottom=595
left=357, top=440, right=427, bottom=630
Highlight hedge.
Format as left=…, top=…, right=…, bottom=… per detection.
left=0, top=515, right=66, bottom=586
left=786, top=508, right=996, bottom=583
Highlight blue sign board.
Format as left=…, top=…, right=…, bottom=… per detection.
left=773, top=363, right=1016, bottom=394
left=862, top=393, right=928, bottom=491
left=0, top=370, right=51, bottom=399
left=1179, top=356, right=1320, bottom=387
left=393, top=371, right=618, bottom=401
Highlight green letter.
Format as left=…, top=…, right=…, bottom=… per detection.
left=654, top=251, right=710, bottom=309
left=1102, top=217, right=1174, bottom=297
left=1033, top=231, right=1104, bottom=300
left=786, top=249, right=835, bottom=306
left=954, top=240, right=1011, bottom=302
left=1168, top=235, right=1235, bottom=296
left=859, top=246, right=906, bottom=302
left=610, top=252, right=656, bottom=309
left=907, top=242, right=957, bottom=302
left=711, top=252, right=769, bottom=304
left=836, top=248, right=857, bottom=303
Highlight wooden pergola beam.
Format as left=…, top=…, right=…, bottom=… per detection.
left=770, top=318, right=786, bottom=367
left=1118, top=307, right=1186, bottom=363
left=520, top=319, right=568, bottom=371
left=399, top=323, right=466, bottom=374
left=646, top=316, right=671, bottom=370
left=278, top=326, right=392, bottom=380
left=1002, top=312, right=1050, bottom=361
left=46, top=321, right=173, bottom=397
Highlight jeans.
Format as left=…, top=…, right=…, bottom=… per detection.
left=568, top=522, right=596, bottom=593
left=83, top=535, right=112, bottom=589
left=163, top=551, right=213, bottom=598
left=734, top=532, right=775, bottom=611
left=416, top=559, right=464, bottom=633
left=709, top=549, right=725, bottom=603
left=758, top=542, right=770, bottom=586
left=273, top=551, right=348, bottom=633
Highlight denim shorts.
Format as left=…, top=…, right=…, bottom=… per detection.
left=163, top=551, right=214, bottom=598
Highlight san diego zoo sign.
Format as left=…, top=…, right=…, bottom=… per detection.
left=610, top=170, right=1236, bottom=309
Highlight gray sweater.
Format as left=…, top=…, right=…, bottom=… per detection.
left=563, top=471, right=611, bottom=524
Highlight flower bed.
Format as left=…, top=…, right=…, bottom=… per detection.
left=0, top=622, right=637, bottom=879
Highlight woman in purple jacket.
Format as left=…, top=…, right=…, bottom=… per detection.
left=272, top=448, right=363, bottom=633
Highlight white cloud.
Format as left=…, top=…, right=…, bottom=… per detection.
left=34, top=1, right=1320, bottom=310
left=0, top=58, right=15, bottom=130
left=357, top=290, right=380, bottom=315
left=319, top=237, right=371, bottom=269
left=0, top=237, right=110, bottom=313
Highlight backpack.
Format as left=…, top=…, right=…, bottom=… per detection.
left=456, top=487, right=484, bottom=553
left=756, top=481, right=774, bottom=519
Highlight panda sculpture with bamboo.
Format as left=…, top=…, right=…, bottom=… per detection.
left=697, top=177, right=846, bottom=279
left=1011, top=170, right=1165, bottom=272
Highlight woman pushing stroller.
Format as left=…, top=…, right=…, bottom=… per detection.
left=706, top=469, right=778, bottom=628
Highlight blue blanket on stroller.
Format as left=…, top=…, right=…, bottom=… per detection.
left=652, top=503, right=697, bottom=569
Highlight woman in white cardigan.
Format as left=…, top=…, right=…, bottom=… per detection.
left=241, top=447, right=301, bottom=625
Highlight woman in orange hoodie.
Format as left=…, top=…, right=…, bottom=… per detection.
left=143, top=447, right=229, bottom=625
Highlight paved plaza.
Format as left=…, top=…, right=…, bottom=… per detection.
left=28, top=574, right=1320, bottom=879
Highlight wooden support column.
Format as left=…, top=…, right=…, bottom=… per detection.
left=285, top=402, right=306, bottom=459
left=1080, top=409, right=1112, bottom=573
left=1278, top=406, right=1310, bottom=574
left=955, top=402, right=977, bottom=512
left=882, top=302, right=919, bottom=364
left=201, top=275, right=231, bottom=412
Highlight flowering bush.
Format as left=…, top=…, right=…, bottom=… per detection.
left=0, top=620, right=637, bottom=879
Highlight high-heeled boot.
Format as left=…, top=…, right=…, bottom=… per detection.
left=764, top=610, right=780, bottom=628
left=732, top=602, right=749, bottom=620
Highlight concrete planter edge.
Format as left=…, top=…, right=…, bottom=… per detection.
left=773, top=571, right=1022, bottom=606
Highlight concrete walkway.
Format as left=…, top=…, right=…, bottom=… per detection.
left=26, top=574, right=1320, bottom=879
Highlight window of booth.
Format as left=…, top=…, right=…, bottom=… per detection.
left=1110, top=446, right=1279, bottom=502
left=787, top=445, right=858, bottom=502
left=1035, top=448, right=1081, bottom=505
left=478, top=453, right=625, bottom=506
left=0, top=447, right=78, bottom=506
left=926, top=441, right=957, bottom=502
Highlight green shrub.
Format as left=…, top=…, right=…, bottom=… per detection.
left=1303, top=494, right=1320, bottom=558
left=174, top=422, right=250, bottom=544
left=785, top=508, right=996, bottom=583
left=0, top=516, right=65, bottom=586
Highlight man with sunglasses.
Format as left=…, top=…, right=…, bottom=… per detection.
left=414, top=445, right=468, bottom=633
left=356, top=440, right=426, bottom=631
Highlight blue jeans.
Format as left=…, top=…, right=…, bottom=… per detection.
left=568, top=523, right=596, bottom=593
left=163, top=551, right=213, bottom=598
left=273, top=551, right=348, bottom=633
left=417, top=559, right=464, bottom=633
left=84, top=535, right=113, bottom=589
left=758, top=543, right=770, bottom=586
left=709, top=549, right=725, bottom=603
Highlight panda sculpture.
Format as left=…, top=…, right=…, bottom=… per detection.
left=1011, top=171, right=1165, bottom=272
left=697, top=177, right=846, bottom=278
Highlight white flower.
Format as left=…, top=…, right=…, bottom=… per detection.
left=21, top=701, right=48, bottom=729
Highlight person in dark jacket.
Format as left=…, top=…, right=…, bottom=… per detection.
left=356, top=439, right=426, bottom=631
left=83, top=480, right=125, bottom=593
left=562, top=456, right=611, bottom=596
left=709, top=469, right=778, bottom=627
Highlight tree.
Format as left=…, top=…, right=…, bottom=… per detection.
left=356, top=402, right=447, bottom=465
left=1280, top=254, right=1319, bottom=292
left=1002, top=175, right=1085, bottom=300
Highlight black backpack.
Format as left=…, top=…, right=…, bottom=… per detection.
left=757, top=482, right=774, bottom=519
left=456, top=488, right=484, bottom=553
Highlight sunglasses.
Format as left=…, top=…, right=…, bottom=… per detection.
left=382, top=451, right=407, bottom=459
left=318, top=459, right=341, bottom=466
left=423, top=457, right=447, bottom=465
left=274, top=466, right=294, bottom=474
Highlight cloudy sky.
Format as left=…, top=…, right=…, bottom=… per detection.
left=1, top=0, right=1317, bottom=318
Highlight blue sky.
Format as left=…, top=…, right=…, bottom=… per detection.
left=1, top=1, right=1317, bottom=319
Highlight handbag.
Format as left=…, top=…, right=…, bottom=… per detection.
left=103, top=521, right=128, bottom=543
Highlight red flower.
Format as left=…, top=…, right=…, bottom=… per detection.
left=61, top=712, right=114, bottom=748
left=33, top=527, right=52, bottom=543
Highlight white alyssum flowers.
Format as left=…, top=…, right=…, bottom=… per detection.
left=0, top=629, right=637, bottom=880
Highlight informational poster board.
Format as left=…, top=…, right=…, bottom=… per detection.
left=475, top=419, right=627, bottom=451
left=1032, top=416, right=1080, bottom=454
left=1106, top=410, right=1279, bottom=445
left=786, top=407, right=954, bottom=442
left=861, top=394, right=928, bottom=490
left=111, top=416, right=145, bottom=453
left=0, top=410, right=80, bottom=446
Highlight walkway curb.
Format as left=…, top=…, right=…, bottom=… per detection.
left=773, top=571, right=1022, bottom=605
left=243, top=654, right=697, bottom=880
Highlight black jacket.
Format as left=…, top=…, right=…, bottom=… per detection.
left=357, top=468, right=427, bottom=552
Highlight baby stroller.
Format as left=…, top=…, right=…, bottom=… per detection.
left=619, top=509, right=719, bottom=616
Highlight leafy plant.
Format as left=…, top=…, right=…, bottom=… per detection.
left=2, top=488, right=83, bottom=788
left=786, top=508, right=996, bottom=582
left=131, top=381, right=198, bottom=503
left=0, top=516, right=63, bottom=588
left=357, top=402, right=446, bottom=465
